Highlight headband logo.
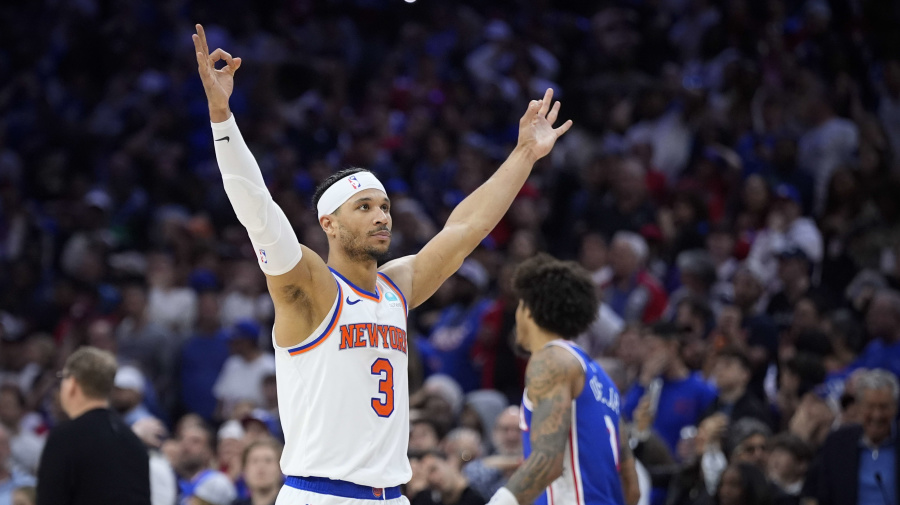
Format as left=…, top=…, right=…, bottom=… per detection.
left=348, top=175, right=361, bottom=189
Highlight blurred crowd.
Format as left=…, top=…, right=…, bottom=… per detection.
left=1, top=0, right=900, bottom=504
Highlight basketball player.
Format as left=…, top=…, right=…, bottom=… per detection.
left=191, top=24, right=573, bottom=505
left=487, top=255, right=640, bottom=505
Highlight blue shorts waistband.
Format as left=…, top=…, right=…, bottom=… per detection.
left=285, top=476, right=402, bottom=500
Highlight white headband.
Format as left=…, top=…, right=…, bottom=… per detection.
left=316, top=172, right=387, bottom=218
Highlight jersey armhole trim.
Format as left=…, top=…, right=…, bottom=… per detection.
left=287, top=280, right=343, bottom=356
left=546, top=340, right=588, bottom=372
left=377, top=271, right=408, bottom=316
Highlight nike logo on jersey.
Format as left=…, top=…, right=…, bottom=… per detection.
left=214, top=136, right=230, bottom=142
left=346, top=297, right=361, bottom=305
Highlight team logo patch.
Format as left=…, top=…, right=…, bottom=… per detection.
left=348, top=175, right=361, bottom=189
left=259, top=249, right=268, bottom=264
left=372, top=488, right=383, bottom=498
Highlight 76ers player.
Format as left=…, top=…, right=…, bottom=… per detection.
left=488, top=255, right=640, bottom=505
left=191, top=23, right=573, bottom=505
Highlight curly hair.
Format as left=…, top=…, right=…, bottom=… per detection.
left=512, top=254, right=598, bottom=339
left=311, top=167, right=372, bottom=212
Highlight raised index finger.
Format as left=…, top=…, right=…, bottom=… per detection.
left=195, top=24, right=210, bottom=56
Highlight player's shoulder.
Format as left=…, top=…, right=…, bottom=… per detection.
left=526, top=343, right=585, bottom=394
left=378, top=256, right=414, bottom=296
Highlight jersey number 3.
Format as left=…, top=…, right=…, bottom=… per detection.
left=371, top=358, right=394, bottom=417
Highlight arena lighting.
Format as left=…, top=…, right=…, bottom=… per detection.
left=404, top=0, right=415, bottom=3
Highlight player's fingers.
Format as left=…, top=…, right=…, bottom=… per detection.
left=209, top=48, right=233, bottom=67
left=520, top=99, right=541, bottom=126
left=222, top=56, right=242, bottom=76
left=196, top=24, right=210, bottom=56
left=538, top=88, right=553, bottom=117
left=546, top=101, right=561, bottom=125
left=554, top=119, right=573, bottom=137
left=191, top=33, right=205, bottom=59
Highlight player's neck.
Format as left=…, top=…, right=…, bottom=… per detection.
left=327, top=255, right=379, bottom=292
left=529, top=328, right=564, bottom=352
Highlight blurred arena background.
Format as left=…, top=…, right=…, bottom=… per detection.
left=1, top=0, right=900, bottom=504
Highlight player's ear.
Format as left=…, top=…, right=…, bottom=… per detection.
left=320, top=215, right=336, bottom=235
left=517, top=300, right=533, bottom=322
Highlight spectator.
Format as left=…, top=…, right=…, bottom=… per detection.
left=187, top=472, right=235, bottom=505
left=11, top=486, right=35, bottom=505
left=212, top=320, right=275, bottom=421
left=796, top=88, right=860, bottom=215
left=602, top=232, right=668, bottom=324
left=116, top=279, right=175, bottom=404
left=811, top=369, right=899, bottom=505
left=36, top=347, right=150, bottom=505
left=233, top=440, right=283, bottom=505
left=723, top=263, right=779, bottom=399
left=146, top=252, right=197, bottom=337
left=462, top=406, right=521, bottom=500
left=591, top=158, right=658, bottom=239
left=112, top=365, right=153, bottom=427
left=410, top=416, right=443, bottom=453
left=178, top=291, right=230, bottom=422
left=215, top=420, right=245, bottom=487
left=418, top=260, right=493, bottom=392
left=766, top=247, right=831, bottom=333
left=664, top=249, right=720, bottom=321
left=715, top=462, right=772, bottom=505
left=724, top=419, right=772, bottom=472
left=175, top=421, right=220, bottom=505
left=747, top=184, right=823, bottom=288
left=442, top=428, right=483, bottom=473
left=0, top=425, right=36, bottom=505
left=703, top=348, right=772, bottom=428
left=623, top=322, right=717, bottom=457
left=766, top=433, right=812, bottom=505
left=132, top=417, right=178, bottom=505
left=0, top=334, right=39, bottom=398
left=0, top=385, right=44, bottom=477
left=845, top=289, right=900, bottom=379
left=240, top=410, right=280, bottom=445
left=409, top=450, right=485, bottom=505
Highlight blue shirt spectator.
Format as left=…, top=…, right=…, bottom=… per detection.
left=624, top=372, right=718, bottom=456
left=418, top=260, right=493, bottom=393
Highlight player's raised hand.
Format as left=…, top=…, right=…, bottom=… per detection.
left=192, top=24, right=241, bottom=113
left=516, top=88, right=573, bottom=161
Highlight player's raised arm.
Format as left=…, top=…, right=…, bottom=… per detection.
left=192, top=24, right=335, bottom=328
left=491, top=345, right=581, bottom=505
left=380, top=88, right=572, bottom=308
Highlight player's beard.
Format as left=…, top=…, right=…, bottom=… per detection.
left=340, top=226, right=391, bottom=263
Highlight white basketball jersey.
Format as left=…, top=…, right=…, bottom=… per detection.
left=273, top=268, right=411, bottom=488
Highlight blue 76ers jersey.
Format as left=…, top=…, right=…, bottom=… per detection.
left=521, top=340, right=624, bottom=505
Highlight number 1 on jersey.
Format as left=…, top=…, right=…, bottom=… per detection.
left=371, top=358, right=394, bottom=417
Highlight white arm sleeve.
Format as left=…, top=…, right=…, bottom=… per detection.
left=212, top=114, right=302, bottom=276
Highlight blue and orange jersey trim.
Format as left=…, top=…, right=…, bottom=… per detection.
left=288, top=281, right=343, bottom=356
left=377, top=272, right=408, bottom=316
left=329, top=267, right=380, bottom=302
